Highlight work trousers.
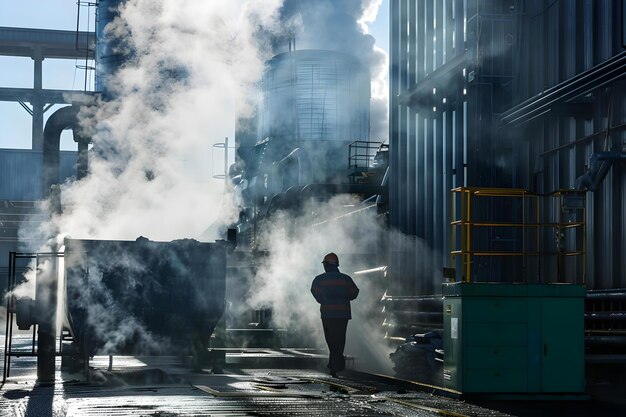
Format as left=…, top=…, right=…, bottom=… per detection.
left=321, top=318, right=349, bottom=372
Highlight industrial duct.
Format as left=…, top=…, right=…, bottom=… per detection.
left=42, top=105, right=90, bottom=206
left=575, top=151, right=626, bottom=192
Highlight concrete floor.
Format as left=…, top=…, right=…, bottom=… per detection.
left=2, top=334, right=625, bottom=417
left=1, top=334, right=513, bottom=417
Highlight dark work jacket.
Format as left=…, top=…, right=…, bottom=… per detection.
left=311, top=268, right=359, bottom=319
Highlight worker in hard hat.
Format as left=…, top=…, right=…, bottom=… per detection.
left=311, top=252, right=359, bottom=377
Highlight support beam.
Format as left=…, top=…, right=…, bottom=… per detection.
left=32, top=47, right=44, bottom=150
left=0, top=87, right=95, bottom=104
left=0, top=27, right=95, bottom=59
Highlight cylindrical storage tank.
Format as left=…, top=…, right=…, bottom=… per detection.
left=95, top=0, right=126, bottom=96
left=258, top=50, right=370, bottom=143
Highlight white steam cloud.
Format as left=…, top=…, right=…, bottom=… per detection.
left=9, top=1, right=395, bottom=363
left=22, top=0, right=283, bottom=246
left=246, top=195, right=442, bottom=374
left=11, top=0, right=284, bottom=354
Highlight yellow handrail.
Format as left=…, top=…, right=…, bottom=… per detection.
left=449, top=187, right=586, bottom=284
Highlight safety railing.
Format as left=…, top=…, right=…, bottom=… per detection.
left=348, top=141, right=386, bottom=184
left=449, top=187, right=586, bottom=284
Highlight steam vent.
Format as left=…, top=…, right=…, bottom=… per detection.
left=1, top=1, right=626, bottom=416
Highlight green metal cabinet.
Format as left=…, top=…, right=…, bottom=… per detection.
left=442, top=283, right=585, bottom=394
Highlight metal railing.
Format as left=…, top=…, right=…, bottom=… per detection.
left=2, top=251, right=66, bottom=382
left=449, top=187, right=586, bottom=284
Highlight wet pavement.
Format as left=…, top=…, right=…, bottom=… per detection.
left=2, top=334, right=625, bottom=416
left=2, top=334, right=512, bottom=417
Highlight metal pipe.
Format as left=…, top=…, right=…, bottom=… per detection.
left=585, top=312, right=626, bottom=321
left=500, top=51, right=626, bottom=126
left=540, top=123, right=626, bottom=157
left=575, top=151, right=626, bottom=191
left=35, top=254, right=58, bottom=382
left=586, top=335, right=626, bottom=345
left=586, top=289, right=626, bottom=300
left=276, top=147, right=302, bottom=185
left=43, top=105, right=89, bottom=201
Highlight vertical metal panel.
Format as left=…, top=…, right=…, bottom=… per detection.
left=415, top=117, right=430, bottom=239
left=434, top=112, right=444, bottom=258
left=443, top=106, right=453, bottom=265
left=623, top=0, right=626, bottom=47
left=561, top=0, right=576, bottom=80
left=0, top=150, right=76, bottom=201
left=425, top=0, right=434, bottom=74
left=583, top=0, right=593, bottom=70
left=399, top=0, right=409, bottom=234
left=444, top=0, right=453, bottom=64
left=0, top=150, right=42, bottom=200
left=417, top=0, right=426, bottom=81
left=506, top=1, right=626, bottom=290
left=389, top=0, right=532, bottom=295
left=389, top=0, right=401, bottom=230
left=435, top=0, right=444, bottom=69
left=423, top=117, right=431, bottom=243
left=407, top=0, right=417, bottom=236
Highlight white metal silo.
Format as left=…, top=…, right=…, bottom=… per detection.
left=258, top=49, right=370, bottom=143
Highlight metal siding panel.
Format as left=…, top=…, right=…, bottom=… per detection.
left=435, top=0, right=443, bottom=69
left=0, top=150, right=42, bottom=200
left=399, top=106, right=408, bottom=232
left=399, top=0, right=409, bottom=233
left=389, top=0, right=401, bottom=229
left=443, top=110, right=450, bottom=265
left=610, top=165, right=623, bottom=289
left=416, top=113, right=424, bottom=237
left=425, top=0, right=434, bottom=74
left=0, top=150, right=77, bottom=201
left=59, top=151, right=78, bottom=182
left=434, top=114, right=443, bottom=259
left=408, top=0, right=416, bottom=86
left=454, top=0, right=463, bottom=56
left=613, top=160, right=626, bottom=288
left=408, top=109, right=416, bottom=235
left=425, top=115, right=434, bottom=244
left=417, top=0, right=426, bottom=81
left=422, top=118, right=429, bottom=240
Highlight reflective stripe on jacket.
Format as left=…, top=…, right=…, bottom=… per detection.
left=311, top=269, right=359, bottom=319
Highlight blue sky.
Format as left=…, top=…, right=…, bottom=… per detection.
left=0, top=0, right=389, bottom=150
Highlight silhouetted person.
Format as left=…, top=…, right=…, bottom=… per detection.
left=311, top=252, right=359, bottom=377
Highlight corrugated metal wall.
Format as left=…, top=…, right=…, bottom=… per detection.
left=389, top=0, right=516, bottom=294
left=509, top=0, right=626, bottom=290
left=389, top=0, right=625, bottom=294
left=0, top=149, right=78, bottom=200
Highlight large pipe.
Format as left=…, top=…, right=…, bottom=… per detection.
left=39, top=105, right=89, bottom=382
left=499, top=51, right=626, bottom=126
left=42, top=105, right=90, bottom=206
left=575, top=151, right=626, bottom=191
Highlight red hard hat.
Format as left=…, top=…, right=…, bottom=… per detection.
left=322, top=252, right=339, bottom=265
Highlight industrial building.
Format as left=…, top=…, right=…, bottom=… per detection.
left=1, top=1, right=626, bottom=416
left=388, top=0, right=626, bottom=397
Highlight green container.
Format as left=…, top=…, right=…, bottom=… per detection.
left=442, top=283, right=585, bottom=394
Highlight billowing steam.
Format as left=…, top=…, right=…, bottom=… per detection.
left=246, top=194, right=443, bottom=374
left=8, top=1, right=395, bottom=365
left=11, top=0, right=284, bottom=352
left=51, top=0, right=283, bottom=243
